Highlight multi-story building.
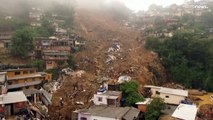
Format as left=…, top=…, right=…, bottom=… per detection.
left=42, top=50, right=70, bottom=69
left=0, top=72, right=28, bottom=116
left=3, top=68, right=51, bottom=92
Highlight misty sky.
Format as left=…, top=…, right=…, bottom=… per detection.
left=120, top=0, right=202, bottom=11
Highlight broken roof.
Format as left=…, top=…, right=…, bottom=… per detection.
left=78, top=105, right=139, bottom=119
left=172, top=104, right=198, bottom=120
left=0, top=91, right=27, bottom=104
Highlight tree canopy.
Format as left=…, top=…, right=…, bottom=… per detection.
left=145, top=97, right=166, bottom=120
left=120, top=81, right=144, bottom=106
left=10, top=27, right=35, bottom=58
left=145, top=30, right=213, bottom=91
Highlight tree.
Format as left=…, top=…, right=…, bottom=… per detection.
left=10, top=27, right=35, bottom=58
left=120, top=81, right=144, bottom=106
left=31, top=60, right=44, bottom=71
left=145, top=97, right=166, bottom=120
left=67, top=56, right=76, bottom=69
left=145, top=30, right=213, bottom=91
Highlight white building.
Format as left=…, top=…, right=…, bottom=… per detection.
left=172, top=104, right=198, bottom=120
left=74, top=105, right=140, bottom=120
left=144, top=85, right=188, bottom=105
left=93, top=91, right=122, bottom=107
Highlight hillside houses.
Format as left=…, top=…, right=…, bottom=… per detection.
left=144, top=85, right=188, bottom=105
left=33, top=35, right=86, bottom=69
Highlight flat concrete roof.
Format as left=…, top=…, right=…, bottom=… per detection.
left=144, top=85, right=188, bottom=97
left=172, top=104, right=198, bottom=120
left=101, top=91, right=122, bottom=96
left=159, top=87, right=188, bottom=97
left=136, top=98, right=153, bottom=105
left=0, top=91, right=27, bottom=104
left=79, top=105, right=138, bottom=119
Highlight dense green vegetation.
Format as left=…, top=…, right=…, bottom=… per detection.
left=146, top=30, right=213, bottom=91
left=145, top=97, right=166, bottom=120
left=120, top=81, right=144, bottom=106
left=10, top=27, right=35, bottom=58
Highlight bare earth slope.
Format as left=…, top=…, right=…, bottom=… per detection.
left=48, top=3, right=166, bottom=119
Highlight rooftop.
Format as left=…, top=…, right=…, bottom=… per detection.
left=100, top=91, right=122, bottom=96
left=159, top=87, right=188, bottom=97
left=0, top=91, right=27, bottom=104
left=144, top=85, right=188, bottom=97
left=172, top=104, right=198, bottom=120
left=78, top=105, right=139, bottom=119
left=136, top=98, right=153, bottom=105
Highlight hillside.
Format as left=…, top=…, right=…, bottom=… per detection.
left=48, top=2, right=167, bottom=119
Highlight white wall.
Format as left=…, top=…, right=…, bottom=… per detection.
left=150, top=88, right=160, bottom=97
left=91, top=116, right=119, bottom=120
left=160, top=93, right=185, bottom=105
left=93, top=94, right=108, bottom=105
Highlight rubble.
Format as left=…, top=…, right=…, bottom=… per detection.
left=118, top=75, right=131, bottom=83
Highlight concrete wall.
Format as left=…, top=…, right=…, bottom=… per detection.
left=160, top=93, right=185, bottom=105
left=91, top=116, right=119, bottom=120
left=93, top=94, right=108, bottom=105
left=150, top=88, right=160, bottom=97
left=78, top=113, right=91, bottom=120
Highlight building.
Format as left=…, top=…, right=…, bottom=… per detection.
left=172, top=104, right=198, bottom=120
left=42, top=50, right=70, bottom=69
left=74, top=105, right=140, bottom=120
left=0, top=32, right=12, bottom=48
left=4, top=68, right=51, bottom=92
left=144, top=85, right=188, bottom=105
left=136, top=98, right=152, bottom=112
left=34, top=37, right=74, bottom=69
left=93, top=91, right=122, bottom=107
left=0, top=72, right=7, bottom=94
left=0, top=91, right=28, bottom=116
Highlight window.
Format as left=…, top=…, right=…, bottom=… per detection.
left=15, top=71, right=20, bottom=75
left=98, top=97, right=102, bottom=102
left=23, top=71, right=28, bottom=74
left=166, top=96, right=169, bottom=98
left=30, top=70, right=34, bottom=73
left=156, top=91, right=160, bottom=95
left=80, top=117, right=87, bottom=120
